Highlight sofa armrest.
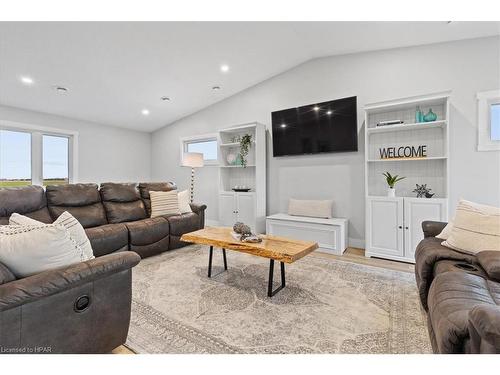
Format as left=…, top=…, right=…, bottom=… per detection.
left=477, top=251, right=500, bottom=282
left=0, top=262, right=16, bottom=285
left=0, top=251, right=141, bottom=311
left=189, top=202, right=207, bottom=214
left=422, top=221, right=447, bottom=238
left=190, top=202, right=207, bottom=228
left=468, top=305, right=500, bottom=353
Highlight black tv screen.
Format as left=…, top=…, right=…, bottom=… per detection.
left=271, top=96, right=358, bottom=157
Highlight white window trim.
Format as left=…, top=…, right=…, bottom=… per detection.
left=179, top=133, right=218, bottom=166
left=477, top=89, right=500, bottom=151
left=0, top=120, right=79, bottom=185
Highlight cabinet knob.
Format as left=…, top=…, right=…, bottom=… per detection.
left=405, top=226, right=409, bottom=230
left=398, top=226, right=402, bottom=229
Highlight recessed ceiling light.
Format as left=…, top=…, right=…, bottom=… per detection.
left=313, top=106, right=320, bottom=111
left=161, top=96, right=170, bottom=101
left=326, top=110, right=332, bottom=115
left=141, top=109, right=150, bottom=116
left=20, top=76, right=34, bottom=85
left=220, top=64, right=230, bottom=73
left=54, top=86, right=69, bottom=93
left=280, top=123, right=287, bottom=128
left=212, top=86, right=221, bottom=91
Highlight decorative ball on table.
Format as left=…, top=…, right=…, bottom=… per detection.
left=233, top=222, right=251, bottom=235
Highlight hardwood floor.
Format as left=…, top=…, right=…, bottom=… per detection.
left=312, top=247, right=415, bottom=273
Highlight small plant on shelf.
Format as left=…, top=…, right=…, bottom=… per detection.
left=239, top=134, right=252, bottom=168
left=382, top=172, right=405, bottom=197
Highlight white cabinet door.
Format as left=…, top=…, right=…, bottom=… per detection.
left=366, top=197, right=404, bottom=258
left=404, top=198, right=447, bottom=261
left=219, top=193, right=236, bottom=227
left=236, top=193, right=256, bottom=231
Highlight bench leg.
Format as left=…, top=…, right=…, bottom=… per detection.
left=268, top=259, right=286, bottom=297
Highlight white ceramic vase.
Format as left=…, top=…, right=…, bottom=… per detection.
left=387, top=187, right=396, bottom=197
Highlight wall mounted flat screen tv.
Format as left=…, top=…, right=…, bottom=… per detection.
left=271, top=96, right=358, bottom=157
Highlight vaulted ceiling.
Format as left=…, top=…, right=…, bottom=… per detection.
left=1, top=21, right=498, bottom=132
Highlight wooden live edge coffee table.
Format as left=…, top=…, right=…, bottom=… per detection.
left=181, top=227, right=318, bottom=297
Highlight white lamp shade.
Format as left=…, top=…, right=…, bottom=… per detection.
left=182, top=152, right=204, bottom=168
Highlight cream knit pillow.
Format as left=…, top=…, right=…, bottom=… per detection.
left=178, top=190, right=192, bottom=214
left=442, top=199, right=500, bottom=254
left=150, top=190, right=181, bottom=217
left=0, top=224, right=87, bottom=277
left=9, top=211, right=94, bottom=261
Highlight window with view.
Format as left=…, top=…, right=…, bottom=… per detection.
left=43, top=135, right=69, bottom=186
left=0, top=130, right=32, bottom=187
left=0, top=125, right=75, bottom=187
left=181, top=135, right=218, bottom=165
left=477, top=90, right=500, bottom=151
left=491, top=103, right=500, bottom=141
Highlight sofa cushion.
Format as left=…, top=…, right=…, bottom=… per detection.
left=124, top=217, right=169, bottom=246
left=46, top=184, right=107, bottom=228
left=85, top=223, right=129, bottom=257
left=138, top=182, right=176, bottom=215
left=427, top=271, right=500, bottom=353
left=433, top=259, right=486, bottom=279
left=168, top=212, right=200, bottom=236
left=0, top=185, right=52, bottom=225
left=100, top=183, right=147, bottom=224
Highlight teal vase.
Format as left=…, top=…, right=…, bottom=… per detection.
left=423, top=108, right=437, bottom=122
left=415, top=106, right=423, bottom=123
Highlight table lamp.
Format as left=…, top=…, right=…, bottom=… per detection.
left=182, top=152, right=204, bottom=202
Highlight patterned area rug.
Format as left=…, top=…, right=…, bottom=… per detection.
left=126, top=245, right=431, bottom=354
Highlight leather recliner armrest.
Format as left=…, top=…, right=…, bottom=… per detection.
left=468, top=304, right=500, bottom=353
left=0, top=251, right=141, bottom=311
left=189, top=203, right=207, bottom=214
left=421, top=221, right=447, bottom=238
left=477, top=251, right=500, bottom=282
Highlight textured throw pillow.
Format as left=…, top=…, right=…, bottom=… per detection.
left=288, top=199, right=333, bottom=219
left=436, top=219, right=454, bottom=240
left=150, top=190, right=181, bottom=217
left=10, top=211, right=94, bottom=261
left=178, top=190, right=192, bottom=214
left=0, top=224, right=88, bottom=277
left=441, top=199, right=500, bottom=255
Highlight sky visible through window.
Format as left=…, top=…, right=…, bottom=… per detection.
left=187, top=140, right=217, bottom=160
left=0, top=130, right=31, bottom=180
left=0, top=130, right=69, bottom=181
left=491, top=103, right=500, bottom=141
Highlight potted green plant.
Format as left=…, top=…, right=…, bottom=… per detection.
left=239, top=134, right=252, bottom=168
left=382, top=172, right=405, bottom=197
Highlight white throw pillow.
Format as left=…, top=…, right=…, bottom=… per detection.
left=178, top=190, right=192, bottom=214
left=441, top=199, right=500, bottom=254
left=436, top=219, right=454, bottom=240
left=9, top=211, right=94, bottom=261
left=150, top=190, right=181, bottom=217
left=0, top=224, right=88, bottom=277
left=288, top=199, right=333, bottom=219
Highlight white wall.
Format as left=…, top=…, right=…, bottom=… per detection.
left=152, top=36, right=500, bottom=247
left=0, top=105, right=151, bottom=183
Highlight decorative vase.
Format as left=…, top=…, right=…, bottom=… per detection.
left=226, top=152, right=237, bottom=165
left=415, top=106, right=423, bottom=123
left=235, top=154, right=243, bottom=166
left=423, top=108, right=437, bottom=122
left=387, top=188, right=396, bottom=198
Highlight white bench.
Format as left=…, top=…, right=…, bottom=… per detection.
left=266, top=213, right=348, bottom=255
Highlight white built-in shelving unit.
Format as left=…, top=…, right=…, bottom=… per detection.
left=364, top=92, right=451, bottom=263
left=218, top=122, right=266, bottom=233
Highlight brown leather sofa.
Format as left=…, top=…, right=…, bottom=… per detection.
left=0, top=182, right=206, bottom=353
left=415, top=221, right=500, bottom=354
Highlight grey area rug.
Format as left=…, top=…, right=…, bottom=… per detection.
left=126, top=245, right=431, bottom=354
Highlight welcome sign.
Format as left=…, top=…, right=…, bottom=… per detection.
left=379, top=145, right=428, bottom=159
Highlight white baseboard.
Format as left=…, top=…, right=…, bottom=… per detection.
left=205, top=219, right=220, bottom=227
left=348, top=238, right=365, bottom=249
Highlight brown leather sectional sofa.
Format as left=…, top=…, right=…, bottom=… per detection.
left=415, top=221, right=500, bottom=354
left=0, top=182, right=206, bottom=353
left=0, top=182, right=207, bottom=258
